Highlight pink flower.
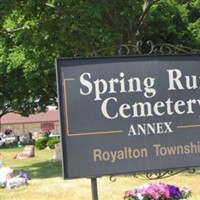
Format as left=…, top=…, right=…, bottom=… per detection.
left=124, top=190, right=135, bottom=197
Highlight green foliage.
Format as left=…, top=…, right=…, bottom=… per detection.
left=35, top=138, right=50, bottom=150
left=1, top=141, right=18, bottom=149
left=143, top=0, right=194, bottom=46
left=20, top=139, right=35, bottom=147
left=47, top=138, right=60, bottom=149
left=0, top=0, right=200, bottom=118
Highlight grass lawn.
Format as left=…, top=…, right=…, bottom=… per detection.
left=0, top=147, right=200, bottom=200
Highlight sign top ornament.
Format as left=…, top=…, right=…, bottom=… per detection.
left=90, top=41, right=200, bottom=57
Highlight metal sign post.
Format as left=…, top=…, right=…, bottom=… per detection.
left=91, top=177, right=98, bottom=200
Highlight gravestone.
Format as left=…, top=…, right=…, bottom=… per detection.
left=54, top=143, right=61, bottom=160
left=13, top=145, right=35, bottom=159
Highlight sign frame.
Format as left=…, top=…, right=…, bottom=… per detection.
left=56, top=54, right=200, bottom=179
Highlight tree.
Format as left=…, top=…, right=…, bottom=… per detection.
left=0, top=33, right=52, bottom=118
left=0, top=0, right=58, bottom=118
left=187, top=0, right=200, bottom=47
left=0, top=0, right=199, bottom=118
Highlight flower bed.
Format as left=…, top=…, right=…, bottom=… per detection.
left=124, top=183, right=191, bottom=200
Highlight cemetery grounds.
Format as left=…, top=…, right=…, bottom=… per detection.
left=0, top=148, right=200, bottom=200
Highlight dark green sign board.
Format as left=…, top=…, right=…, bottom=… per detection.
left=56, top=54, right=200, bottom=179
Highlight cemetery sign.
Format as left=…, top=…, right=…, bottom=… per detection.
left=56, top=54, right=200, bottom=179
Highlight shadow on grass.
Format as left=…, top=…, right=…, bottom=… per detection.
left=13, top=160, right=62, bottom=179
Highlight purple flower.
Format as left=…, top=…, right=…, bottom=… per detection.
left=167, top=184, right=182, bottom=199
left=18, top=171, right=28, bottom=181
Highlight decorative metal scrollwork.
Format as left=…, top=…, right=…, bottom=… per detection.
left=133, top=168, right=196, bottom=180
left=92, top=40, right=200, bottom=56
left=109, top=168, right=196, bottom=182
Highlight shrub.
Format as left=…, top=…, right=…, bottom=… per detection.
left=47, top=138, right=60, bottom=149
left=35, top=138, right=50, bottom=150
left=20, top=139, right=35, bottom=147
